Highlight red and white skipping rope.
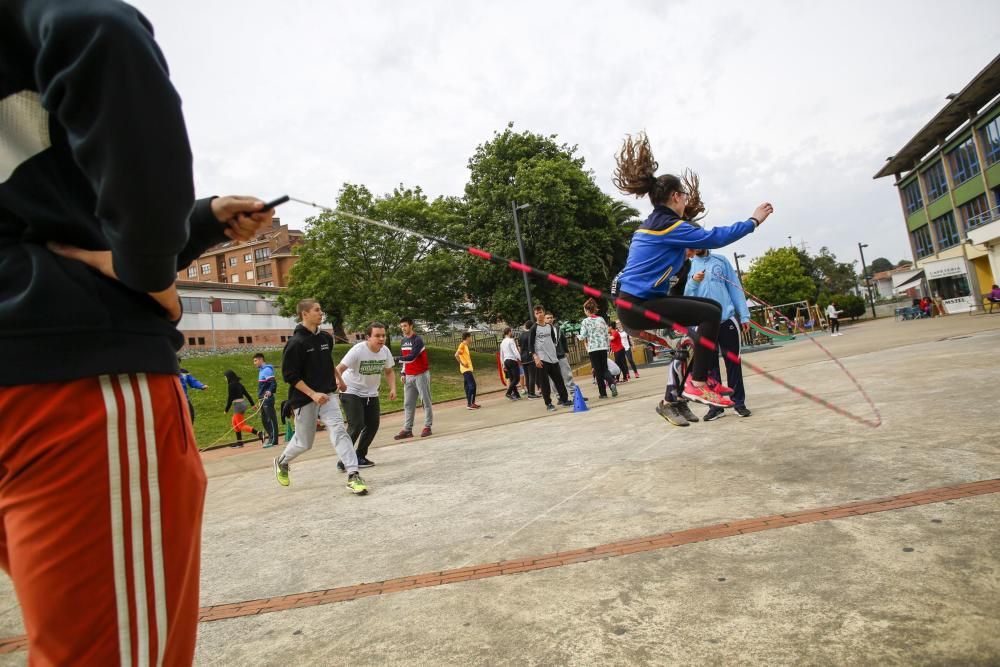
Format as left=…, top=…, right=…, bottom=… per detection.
left=287, top=196, right=882, bottom=428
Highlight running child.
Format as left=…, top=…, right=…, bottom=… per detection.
left=224, top=370, right=263, bottom=447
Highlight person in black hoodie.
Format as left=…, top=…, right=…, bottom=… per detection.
left=0, top=2, right=276, bottom=663
left=273, top=299, right=369, bottom=495
left=224, top=370, right=263, bottom=448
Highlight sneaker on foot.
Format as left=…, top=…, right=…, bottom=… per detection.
left=546, top=404, right=557, bottom=412
left=610, top=384, right=618, bottom=397
left=394, top=430, right=414, bottom=440
left=682, top=378, right=735, bottom=408
left=676, top=402, right=700, bottom=423
left=656, top=401, right=690, bottom=427
left=420, top=426, right=432, bottom=437
left=526, top=393, right=541, bottom=400
left=357, top=456, right=375, bottom=468
left=466, top=405, right=476, bottom=410
left=557, top=400, right=573, bottom=407
left=703, top=406, right=725, bottom=421
left=274, top=457, right=290, bottom=487
left=337, top=460, right=346, bottom=473
left=471, top=403, right=482, bottom=409
left=735, top=405, right=752, bottom=418
left=347, top=472, right=368, bottom=495
left=634, top=371, right=640, bottom=378
left=706, top=377, right=735, bottom=396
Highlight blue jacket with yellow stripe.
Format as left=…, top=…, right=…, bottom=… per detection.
left=615, top=206, right=756, bottom=300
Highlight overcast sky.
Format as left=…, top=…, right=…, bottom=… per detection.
left=132, top=0, right=1000, bottom=273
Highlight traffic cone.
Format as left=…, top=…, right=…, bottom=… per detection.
left=572, top=385, right=589, bottom=412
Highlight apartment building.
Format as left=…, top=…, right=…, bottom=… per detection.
left=177, top=218, right=303, bottom=287
left=875, top=54, right=1000, bottom=313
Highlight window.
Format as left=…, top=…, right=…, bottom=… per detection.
left=902, top=180, right=923, bottom=214
left=256, top=264, right=273, bottom=280
left=912, top=225, right=934, bottom=258
left=238, top=336, right=245, bottom=344
left=197, top=337, right=206, bottom=345
left=259, top=281, right=274, bottom=287
left=280, top=335, right=287, bottom=342
left=928, top=274, right=970, bottom=300
left=244, top=253, right=253, bottom=263
left=980, top=116, right=1000, bottom=166
left=228, top=257, right=238, bottom=267
left=960, top=194, right=991, bottom=230
left=201, top=263, right=211, bottom=275
left=186, top=266, right=197, bottom=278
left=246, top=336, right=253, bottom=344
left=231, top=274, right=240, bottom=283
left=922, top=161, right=948, bottom=201
left=947, top=137, right=980, bottom=185
left=222, top=299, right=239, bottom=313
left=932, top=211, right=960, bottom=250
left=245, top=270, right=254, bottom=280
left=180, top=296, right=211, bottom=313
left=187, top=337, right=196, bottom=346
left=254, top=247, right=271, bottom=262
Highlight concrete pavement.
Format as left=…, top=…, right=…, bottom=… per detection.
left=1, top=314, right=998, bottom=665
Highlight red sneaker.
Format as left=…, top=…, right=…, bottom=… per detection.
left=683, top=378, right=735, bottom=408
left=471, top=403, right=482, bottom=410
left=393, top=430, right=413, bottom=441
left=707, top=376, right=734, bottom=395
left=420, top=427, right=432, bottom=437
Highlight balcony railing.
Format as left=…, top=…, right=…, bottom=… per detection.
left=966, top=204, right=1000, bottom=231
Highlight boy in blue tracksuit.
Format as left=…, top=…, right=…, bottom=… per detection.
left=253, top=353, right=279, bottom=447
left=611, top=132, right=773, bottom=425
left=685, top=250, right=752, bottom=419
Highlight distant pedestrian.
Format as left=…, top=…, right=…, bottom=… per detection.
left=224, top=370, right=263, bottom=448
left=253, top=352, right=279, bottom=447
left=178, top=360, right=208, bottom=422
left=395, top=317, right=433, bottom=439
left=530, top=305, right=570, bottom=411
left=337, top=322, right=397, bottom=470
left=499, top=327, right=522, bottom=400
left=619, top=323, right=639, bottom=378
left=455, top=332, right=480, bottom=409
left=579, top=298, right=616, bottom=399
left=546, top=311, right=582, bottom=398
left=826, top=302, right=843, bottom=335
left=518, top=321, right=539, bottom=399
left=609, top=323, right=629, bottom=382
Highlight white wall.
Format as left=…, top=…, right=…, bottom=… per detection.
left=179, top=312, right=298, bottom=331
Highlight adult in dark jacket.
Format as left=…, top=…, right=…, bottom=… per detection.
left=0, top=1, right=275, bottom=663
left=518, top=321, right=539, bottom=398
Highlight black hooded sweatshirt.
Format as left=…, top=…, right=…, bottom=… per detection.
left=281, top=324, right=336, bottom=409
left=1, top=0, right=230, bottom=385
left=223, top=370, right=254, bottom=413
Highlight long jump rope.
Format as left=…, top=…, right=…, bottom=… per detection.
left=197, top=195, right=881, bottom=448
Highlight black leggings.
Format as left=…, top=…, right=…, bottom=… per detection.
left=616, top=292, right=722, bottom=382
left=504, top=360, right=521, bottom=397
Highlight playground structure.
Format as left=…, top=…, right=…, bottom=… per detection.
left=746, top=299, right=828, bottom=346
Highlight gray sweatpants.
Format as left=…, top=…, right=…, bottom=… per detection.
left=558, top=358, right=577, bottom=393
left=402, top=370, right=433, bottom=431
left=278, top=395, right=358, bottom=473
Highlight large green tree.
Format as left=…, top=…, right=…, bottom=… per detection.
left=459, top=124, right=633, bottom=325
left=866, top=257, right=894, bottom=275
left=278, top=184, right=466, bottom=333
left=811, top=247, right=858, bottom=296
left=743, top=247, right=816, bottom=312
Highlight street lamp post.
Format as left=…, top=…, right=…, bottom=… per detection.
left=733, top=253, right=746, bottom=281
left=857, top=243, right=877, bottom=320
left=208, top=296, right=217, bottom=351
left=511, top=201, right=534, bottom=323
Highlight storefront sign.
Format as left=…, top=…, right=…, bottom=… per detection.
left=923, top=256, right=966, bottom=280
left=942, top=296, right=974, bottom=314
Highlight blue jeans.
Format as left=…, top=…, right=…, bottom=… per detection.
left=259, top=394, right=278, bottom=445
left=463, top=371, right=477, bottom=406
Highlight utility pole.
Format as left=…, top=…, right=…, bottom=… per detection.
left=857, top=242, right=877, bottom=320
left=733, top=253, right=746, bottom=281
left=511, top=201, right=534, bottom=323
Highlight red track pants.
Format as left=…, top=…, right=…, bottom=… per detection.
left=0, top=373, right=206, bottom=666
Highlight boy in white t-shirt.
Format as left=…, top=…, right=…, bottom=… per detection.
left=336, top=322, right=396, bottom=470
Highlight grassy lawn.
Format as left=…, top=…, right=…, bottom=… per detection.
left=182, top=345, right=503, bottom=448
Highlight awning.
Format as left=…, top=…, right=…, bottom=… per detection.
left=891, top=269, right=924, bottom=293
left=922, top=256, right=967, bottom=280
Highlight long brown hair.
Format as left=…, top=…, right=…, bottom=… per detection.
left=613, top=132, right=706, bottom=221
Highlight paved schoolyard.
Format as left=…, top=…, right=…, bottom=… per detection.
left=1, top=314, right=999, bottom=665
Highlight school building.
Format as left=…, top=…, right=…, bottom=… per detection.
left=875, top=54, right=1000, bottom=313
left=176, top=217, right=303, bottom=288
